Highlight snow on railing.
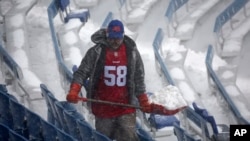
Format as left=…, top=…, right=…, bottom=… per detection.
left=205, top=45, right=250, bottom=125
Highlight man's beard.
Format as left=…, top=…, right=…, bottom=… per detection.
left=108, top=39, right=123, bottom=50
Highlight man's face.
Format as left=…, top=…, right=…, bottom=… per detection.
left=107, top=38, right=123, bottom=50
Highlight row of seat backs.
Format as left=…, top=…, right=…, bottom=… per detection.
left=0, top=85, right=111, bottom=141
left=40, top=83, right=113, bottom=141
left=0, top=123, right=28, bottom=141
left=0, top=85, right=77, bottom=141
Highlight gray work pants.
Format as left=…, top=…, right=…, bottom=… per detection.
left=95, top=113, right=140, bottom=141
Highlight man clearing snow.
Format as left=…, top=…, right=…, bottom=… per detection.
left=66, top=19, right=187, bottom=141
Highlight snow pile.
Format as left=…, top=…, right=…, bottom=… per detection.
left=149, top=85, right=188, bottom=110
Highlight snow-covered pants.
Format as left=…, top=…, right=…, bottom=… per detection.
left=95, top=113, right=139, bottom=141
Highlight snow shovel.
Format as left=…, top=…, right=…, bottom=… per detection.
left=78, top=97, right=142, bottom=109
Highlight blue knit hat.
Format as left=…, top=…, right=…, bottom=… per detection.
left=107, top=19, right=124, bottom=39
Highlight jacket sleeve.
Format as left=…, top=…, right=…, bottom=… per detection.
left=72, top=48, right=95, bottom=85
left=134, top=48, right=146, bottom=96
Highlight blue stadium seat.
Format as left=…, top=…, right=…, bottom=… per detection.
left=9, top=98, right=28, bottom=138
left=192, top=102, right=207, bottom=117
left=148, top=114, right=180, bottom=130
left=185, top=106, right=213, bottom=140
left=40, top=84, right=57, bottom=126
left=0, top=84, right=7, bottom=93
left=63, top=110, right=84, bottom=140
left=93, top=130, right=112, bottom=141
left=0, top=91, right=13, bottom=128
left=101, top=12, right=113, bottom=28
left=9, top=128, right=29, bottom=141
left=25, top=109, right=43, bottom=140
left=76, top=119, right=94, bottom=141
left=47, top=92, right=63, bottom=128
left=136, top=128, right=155, bottom=141
left=193, top=102, right=220, bottom=135
left=54, top=101, right=77, bottom=132
left=201, top=110, right=219, bottom=134
left=173, top=123, right=185, bottom=141
left=57, top=129, right=77, bottom=141
left=40, top=119, right=58, bottom=141
left=0, top=123, right=9, bottom=140
left=58, top=0, right=90, bottom=23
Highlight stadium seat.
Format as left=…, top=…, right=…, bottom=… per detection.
left=145, top=92, right=180, bottom=130
left=101, top=11, right=113, bottom=28
left=0, top=123, right=9, bottom=140
left=201, top=110, right=219, bottom=134
left=54, top=101, right=77, bottom=132
left=136, top=128, right=155, bottom=141
left=192, top=102, right=207, bottom=117
left=63, top=110, right=84, bottom=140
left=9, top=128, right=29, bottom=141
left=193, top=102, right=222, bottom=135
left=1, top=123, right=28, bottom=141
left=93, top=130, right=112, bottom=141
left=25, top=109, right=43, bottom=140
left=57, top=128, right=77, bottom=141
left=58, top=0, right=90, bottom=23
left=202, top=110, right=230, bottom=140
left=173, top=123, right=185, bottom=141
left=40, top=84, right=57, bottom=126
left=76, top=119, right=94, bottom=141
left=0, top=84, right=7, bottom=93
left=0, top=91, right=13, bottom=128
left=40, top=119, right=58, bottom=141
left=148, top=114, right=180, bottom=130
left=9, top=98, right=28, bottom=138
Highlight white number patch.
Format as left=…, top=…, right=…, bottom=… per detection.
left=104, top=66, right=127, bottom=86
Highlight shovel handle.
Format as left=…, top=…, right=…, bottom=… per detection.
left=78, top=97, right=141, bottom=109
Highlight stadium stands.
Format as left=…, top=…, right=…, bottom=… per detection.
left=9, top=98, right=28, bottom=138
left=2, top=0, right=250, bottom=140
left=58, top=0, right=90, bottom=23
left=63, top=109, right=84, bottom=140
left=0, top=84, right=79, bottom=141
left=40, top=119, right=58, bottom=141
left=0, top=124, right=28, bottom=141
left=0, top=91, right=14, bottom=128
left=25, top=108, right=43, bottom=140
left=57, top=128, right=77, bottom=141
left=40, top=84, right=58, bottom=126
left=76, top=119, right=95, bottom=141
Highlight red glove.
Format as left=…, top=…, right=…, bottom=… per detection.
left=152, top=104, right=187, bottom=115
left=66, top=83, right=81, bottom=103
left=137, top=93, right=152, bottom=113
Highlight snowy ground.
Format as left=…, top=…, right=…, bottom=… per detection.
left=1, top=0, right=250, bottom=140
